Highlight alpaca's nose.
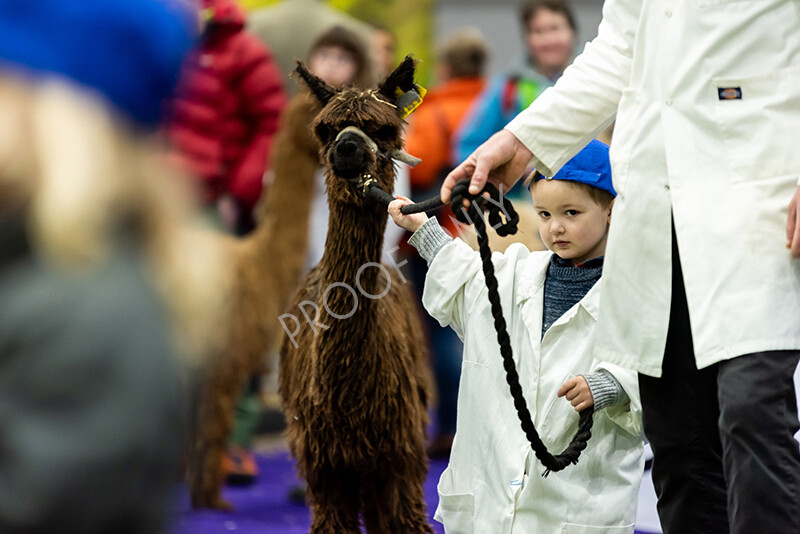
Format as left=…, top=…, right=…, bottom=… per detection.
left=336, top=138, right=359, bottom=156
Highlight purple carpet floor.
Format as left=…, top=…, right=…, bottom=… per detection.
left=171, top=450, right=659, bottom=533
left=171, top=450, right=447, bottom=534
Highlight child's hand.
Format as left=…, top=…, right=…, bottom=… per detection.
left=557, top=376, right=594, bottom=412
left=388, top=196, right=428, bottom=233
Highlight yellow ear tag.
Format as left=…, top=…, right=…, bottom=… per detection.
left=394, top=84, right=427, bottom=119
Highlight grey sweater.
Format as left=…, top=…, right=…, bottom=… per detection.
left=408, top=217, right=627, bottom=410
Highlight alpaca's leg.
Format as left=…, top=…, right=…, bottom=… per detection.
left=307, top=466, right=362, bottom=534
left=363, top=457, right=432, bottom=534
left=187, top=366, right=243, bottom=510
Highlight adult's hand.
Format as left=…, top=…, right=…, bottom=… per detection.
left=441, top=130, right=534, bottom=203
left=786, top=185, right=800, bottom=257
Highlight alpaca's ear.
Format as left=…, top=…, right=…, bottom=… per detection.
left=377, top=55, right=418, bottom=105
left=293, top=61, right=337, bottom=107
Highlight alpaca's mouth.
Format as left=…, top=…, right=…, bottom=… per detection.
left=331, top=126, right=422, bottom=187
left=332, top=128, right=376, bottom=180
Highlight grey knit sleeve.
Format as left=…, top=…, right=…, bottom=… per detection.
left=582, top=368, right=629, bottom=411
left=407, top=217, right=453, bottom=265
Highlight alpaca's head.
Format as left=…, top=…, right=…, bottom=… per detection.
left=294, top=56, right=419, bottom=205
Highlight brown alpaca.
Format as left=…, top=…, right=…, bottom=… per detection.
left=280, top=57, right=434, bottom=534
left=187, top=93, right=321, bottom=510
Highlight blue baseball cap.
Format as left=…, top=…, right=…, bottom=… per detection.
left=0, top=0, right=196, bottom=129
left=530, top=139, right=616, bottom=197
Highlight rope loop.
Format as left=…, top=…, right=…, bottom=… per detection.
left=389, top=178, right=520, bottom=238
left=449, top=180, right=519, bottom=237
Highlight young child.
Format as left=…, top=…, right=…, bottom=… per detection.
left=388, top=139, right=643, bottom=533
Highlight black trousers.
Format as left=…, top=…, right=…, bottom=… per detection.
left=638, top=228, right=800, bottom=534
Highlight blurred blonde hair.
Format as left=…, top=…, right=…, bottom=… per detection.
left=0, top=73, right=230, bottom=365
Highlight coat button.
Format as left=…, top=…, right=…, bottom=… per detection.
left=666, top=10, right=673, bottom=17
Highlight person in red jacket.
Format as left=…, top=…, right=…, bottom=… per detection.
left=168, top=0, right=287, bottom=235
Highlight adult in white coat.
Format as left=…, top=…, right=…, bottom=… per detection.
left=442, top=0, right=800, bottom=532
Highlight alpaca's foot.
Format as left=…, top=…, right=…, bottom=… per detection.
left=363, top=467, right=432, bottom=534
left=308, top=484, right=361, bottom=534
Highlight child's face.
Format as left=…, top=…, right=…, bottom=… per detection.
left=531, top=179, right=612, bottom=266
left=309, top=46, right=359, bottom=88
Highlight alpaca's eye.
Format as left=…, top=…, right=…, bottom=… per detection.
left=375, top=125, right=395, bottom=140
left=315, top=124, right=332, bottom=142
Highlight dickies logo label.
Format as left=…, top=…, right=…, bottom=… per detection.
left=718, top=87, right=742, bottom=100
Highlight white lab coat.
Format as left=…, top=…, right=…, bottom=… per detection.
left=506, top=0, right=800, bottom=377
left=423, top=238, right=643, bottom=534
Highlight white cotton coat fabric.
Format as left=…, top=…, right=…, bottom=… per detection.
left=506, top=0, right=800, bottom=377
left=423, top=239, right=643, bottom=534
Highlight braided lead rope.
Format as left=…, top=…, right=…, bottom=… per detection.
left=365, top=179, right=595, bottom=475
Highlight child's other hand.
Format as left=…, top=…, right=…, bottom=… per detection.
left=557, top=376, right=594, bottom=412
left=388, top=196, right=428, bottom=233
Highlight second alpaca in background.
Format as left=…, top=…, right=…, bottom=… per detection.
left=186, top=90, right=319, bottom=511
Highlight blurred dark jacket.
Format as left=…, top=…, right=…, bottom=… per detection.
left=0, top=218, right=184, bottom=534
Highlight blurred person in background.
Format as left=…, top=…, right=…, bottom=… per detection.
left=370, top=22, right=398, bottom=82
left=0, top=1, right=227, bottom=533
left=454, top=0, right=577, bottom=200
left=406, top=28, right=488, bottom=200
left=403, top=28, right=489, bottom=457
left=166, top=0, right=287, bottom=236
left=248, top=0, right=374, bottom=96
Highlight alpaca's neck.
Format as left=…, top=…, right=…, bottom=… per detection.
left=310, top=194, right=390, bottom=392
left=317, top=196, right=388, bottom=318
left=247, top=144, right=318, bottom=292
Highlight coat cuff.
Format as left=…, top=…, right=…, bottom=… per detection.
left=408, top=218, right=453, bottom=265
left=583, top=368, right=629, bottom=411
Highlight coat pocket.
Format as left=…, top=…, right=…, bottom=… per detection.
left=561, top=522, right=635, bottom=533
left=436, top=466, right=475, bottom=534
left=712, top=66, right=800, bottom=184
